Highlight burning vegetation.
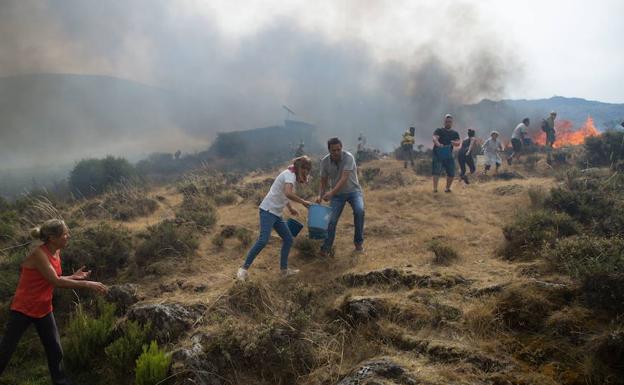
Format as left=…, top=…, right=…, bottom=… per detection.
left=532, top=116, right=600, bottom=148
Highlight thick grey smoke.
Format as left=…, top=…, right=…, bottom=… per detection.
left=0, top=0, right=522, bottom=168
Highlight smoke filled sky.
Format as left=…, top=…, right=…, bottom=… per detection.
left=2, top=0, right=622, bottom=102
left=0, top=0, right=622, bottom=169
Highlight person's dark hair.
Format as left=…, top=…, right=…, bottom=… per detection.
left=409, top=126, right=415, bottom=132
left=467, top=129, right=476, bottom=137
left=327, top=137, right=342, bottom=150
left=30, top=219, right=66, bottom=243
left=522, top=118, right=530, bottom=125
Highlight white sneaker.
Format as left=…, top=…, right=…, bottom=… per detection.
left=280, top=268, right=300, bottom=278
left=237, top=268, right=249, bottom=281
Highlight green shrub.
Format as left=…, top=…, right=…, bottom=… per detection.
left=105, top=320, right=151, bottom=379
left=135, top=222, right=198, bottom=267
left=234, top=227, right=253, bottom=248
left=0, top=210, right=19, bottom=245
left=214, top=191, right=238, bottom=206
left=70, top=156, right=136, bottom=197
left=542, top=235, right=624, bottom=278
left=361, top=167, right=381, bottom=185
left=135, top=341, right=171, bottom=385
left=583, top=130, right=624, bottom=168
left=427, top=240, right=459, bottom=265
left=0, top=252, right=25, bottom=301
left=582, top=272, right=624, bottom=315
left=62, top=222, right=133, bottom=280
left=527, top=186, right=547, bottom=208
left=523, top=154, right=540, bottom=171
left=294, top=238, right=319, bottom=260
left=500, top=210, right=580, bottom=261
left=64, top=301, right=116, bottom=371
left=175, top=195, right=218, bottom=229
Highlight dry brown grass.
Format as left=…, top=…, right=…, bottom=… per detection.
left=62, top=158, right=602, bottom=384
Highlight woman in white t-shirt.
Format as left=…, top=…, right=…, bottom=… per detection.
left=237, top=156, right=313, bottom=281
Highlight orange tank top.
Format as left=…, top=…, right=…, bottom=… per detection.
left=10, top=245, right=62, bottom=318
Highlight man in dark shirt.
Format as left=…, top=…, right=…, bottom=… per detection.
left=432, top=114, right=461, bottom=192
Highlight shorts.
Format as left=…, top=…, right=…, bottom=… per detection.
left=432, top=156, right=455, bottom=177
left=546, top=130, right=556, bottom=144
left=511, top=138, right=522, bottom=152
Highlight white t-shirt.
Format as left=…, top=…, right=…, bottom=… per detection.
left=259, top=169, right=297, bottom=217
left=512, top=123, right=527, bottom=139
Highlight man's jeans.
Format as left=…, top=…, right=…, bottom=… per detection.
left=243, top=209, right=293, bottom=270
left=321, top=191, right=365, bottom=252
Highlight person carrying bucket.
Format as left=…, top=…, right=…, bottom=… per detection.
left=317, top=137, right=365, bottom=256
left=237, top=156, right=313, bottom=281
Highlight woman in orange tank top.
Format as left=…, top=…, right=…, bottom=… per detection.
left=0, top=219, right=108, bottom=385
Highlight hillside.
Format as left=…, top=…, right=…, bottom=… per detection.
left=5, top=150, right=624, bottom=385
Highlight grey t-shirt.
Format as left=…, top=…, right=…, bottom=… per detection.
left=320, top=151, right=361, bottom=194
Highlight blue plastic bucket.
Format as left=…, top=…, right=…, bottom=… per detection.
left=286, top=218, right=304, bottom=237
left=308, top=204, right=332, bottom=239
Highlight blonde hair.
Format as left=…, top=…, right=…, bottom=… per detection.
left=30, top=219, right=67, bottom=243
left=293, top=155, right=312, bottom=171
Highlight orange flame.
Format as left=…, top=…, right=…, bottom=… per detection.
left=532, top=116, right=599, bottom=148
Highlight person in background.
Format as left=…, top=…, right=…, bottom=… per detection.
left=482, top=131, right=504, bottom=175
left=432, top=114, right=461, bottom=192
left=0, top=219, right=108, bottom=385
left=237, top=156, right=313, bottom=281
left=318, top=137, right=365, bottom=256
left=401, top=127, right=416, bottom=168
left=458, top=129, right=477, bottom=184
left=543, top=111, right=557, bottom=164
left=508, top=118, right=529, bottom=165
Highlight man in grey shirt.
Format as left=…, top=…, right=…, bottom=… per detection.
left=317, top=137, right=365, bottom=256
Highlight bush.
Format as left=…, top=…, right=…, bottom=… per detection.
left=64, top=301, right=116, bottom=371
left=542, top=235, right=624, bottom=278
left=581, top=272, right=624, bottom=315
left=0, top=252, right=22, bottom=302
left=585, top=327, right=624, bottom=383
left=583, top=130, right=624, bottom=168
left=234, top=227, right=253, bottom=248
left=70, top=156, right=136, bottom=197
left=494, top=285, right=559, bottom=332
left=361, top=167, right=381, bottom=185
left=135, top=340, right=171, bottom=385
left=414, top=159, right=433, bottom=176
left=135, top=222, right=199, bottom=267
left=206, top=318, right=316, bottom=384
left=0, top=210, right=19, bottom=245
left=175, top=195, right=218, bottom=229
left=527, top=186, right=547, bottom=208
left=105, top=320, right=151, bottom=379
left=214, top=191, right=238, bottom=206
left=523, top=154, right=540, bottom=171
left=427, top=240, right=459, bottom=265
left=62, top=223, right=133, bottom=280
left=294, top=238, right=319, bottom=260
left=499, top=210, right=580, bottom=261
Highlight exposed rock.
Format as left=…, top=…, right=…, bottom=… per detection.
left=339, top=297, right=383, bottom=324
left=340, top=268, right=471, bottom=290
left=127, top=302, right=206, bottom=343
left=336, top=358, right=422, bottom=385
left=105, top=283, right=139, bottom=313
left=171, top=333, right=222, bottom=385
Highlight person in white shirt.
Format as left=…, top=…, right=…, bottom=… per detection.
left=507, top=118, right=529, bottom=165
left=482, top=131, right=504, bottom=175
left=237, top=156, right=313, bottom=281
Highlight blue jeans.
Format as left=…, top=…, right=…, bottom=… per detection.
left=243, top=209, right=293, bottom=270
left=322, top=191, right=365, bottom=252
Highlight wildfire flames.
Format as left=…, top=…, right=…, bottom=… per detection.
left=532, top=116, right=599, bottom=148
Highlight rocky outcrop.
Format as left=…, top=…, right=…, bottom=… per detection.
left=171, top=333, right=222, bottom=385
left=127, top=302, right=206, bottom=342
left=105, top=283, right=139, bottom=313
left=336, top=358, right=427, bottom=385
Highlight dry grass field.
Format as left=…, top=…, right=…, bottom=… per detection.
left=102, top=157, right=586, bottom=385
